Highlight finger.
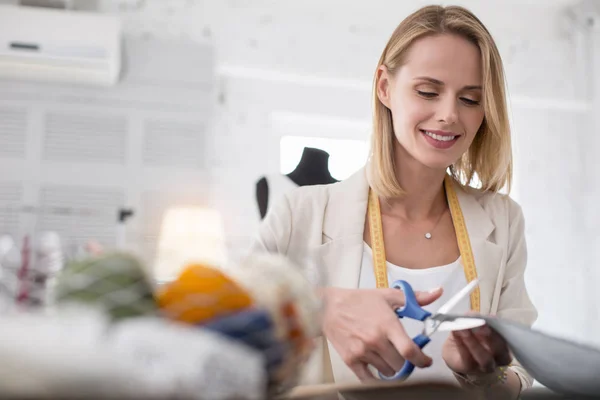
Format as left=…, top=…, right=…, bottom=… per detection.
left=473, top=326, right=512, bottom=366
left=350, top=361, right=377, bottom=382
left=382, top=287, right=443, bottom=309
left=377, top=340, right=406, bottom=372
left=456, top=329, right=496, bottom=373
left=414, top=287, right=444, bottom=305
left=387, top=321, right=432, bottom=368
left=450, top=330, right=476, bottom=367
left=361, top=327, right=405, bottom=373
left=362, top=351, right=396, bottom=377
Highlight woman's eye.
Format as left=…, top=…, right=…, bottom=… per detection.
left=461, top=97, right=480, bottom=106
left=417, top=90, right=437, bottom=98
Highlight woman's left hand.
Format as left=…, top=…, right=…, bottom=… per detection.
left=442, top=325, right=512, bottom=375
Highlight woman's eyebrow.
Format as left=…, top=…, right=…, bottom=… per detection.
left=414, top=76, right=482, bottom=90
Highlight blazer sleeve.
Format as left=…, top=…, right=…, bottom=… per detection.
left=497, top=199, right=538, bottom=390
left=249, top=193, right=293, bottom=255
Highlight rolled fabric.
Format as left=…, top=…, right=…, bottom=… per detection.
left=55, top=252, right=157, bottom=321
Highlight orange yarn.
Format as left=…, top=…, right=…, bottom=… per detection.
left=281, top=301, right=303, bottom=343
left=156, top=263, right=254, bottom=324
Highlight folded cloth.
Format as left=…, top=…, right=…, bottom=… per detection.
left=202, top=308, right=287, bottom=375
left=0, top=307, right=268, bottom=400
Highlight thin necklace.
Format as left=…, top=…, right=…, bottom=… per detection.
left=380, top=187, right=449, bottom=240
left=423, top=207, right=447, bottom=239
left=424, top=186, right=449, bottom=239
left=382, top=205, right=448, bottom=240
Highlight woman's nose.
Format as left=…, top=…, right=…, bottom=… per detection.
left=436, top=97, right=459, bottom=125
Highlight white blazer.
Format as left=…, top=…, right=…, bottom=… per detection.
left=250, top=167, right=538, bottom=390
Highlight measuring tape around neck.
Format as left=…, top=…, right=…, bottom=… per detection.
left=367, top=175, right=480, bottom=311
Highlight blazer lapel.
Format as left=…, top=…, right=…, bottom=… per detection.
left=315, top=167, right=370, bottom=289
left=452, top=182, right=503, bottom=315
left=312, top=167, right=369, bottom=384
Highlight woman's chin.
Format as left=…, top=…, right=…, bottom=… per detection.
left=415, top=156, right=455, bottom=172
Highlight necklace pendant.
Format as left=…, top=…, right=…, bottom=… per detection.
left=425, top=233, right=432, bottom=239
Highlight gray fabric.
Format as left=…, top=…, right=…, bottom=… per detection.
left=484, top=317, right=600, bottom=397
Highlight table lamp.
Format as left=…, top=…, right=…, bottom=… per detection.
left=153, top=207, right=227, bottom=284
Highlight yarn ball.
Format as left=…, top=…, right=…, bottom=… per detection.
left=224, top=254, right=322, bottom=349
left=221, top=253, right=323, bottom=389
left=201, top=308, right=286, bottom=375
left=55, top=252, right=157, bottom=320
left=156, top=263, right=254, bottom=325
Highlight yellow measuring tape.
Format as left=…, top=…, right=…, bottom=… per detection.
left=367, top=175, right=480, bottom=311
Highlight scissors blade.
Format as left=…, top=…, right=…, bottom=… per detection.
left=423, top=279, right=480, bottom=336
left=437, top=278, right=480, bottom=315
left=433, top=315, right=487, bottom=332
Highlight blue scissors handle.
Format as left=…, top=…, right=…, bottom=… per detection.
left=378, top=280, right=432, bottom=381
left=393, top=280, right=432, bottom=321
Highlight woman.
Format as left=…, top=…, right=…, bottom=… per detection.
left=252, top=5, right=536, bottom=399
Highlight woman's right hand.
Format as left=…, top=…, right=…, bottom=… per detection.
left=321, top=286, right=443, bottom=381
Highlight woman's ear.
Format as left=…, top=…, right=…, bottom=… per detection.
left=376, top=65, right=392, bottom=109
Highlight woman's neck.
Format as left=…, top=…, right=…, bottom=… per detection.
left=381, top=144, right=448, bottom=221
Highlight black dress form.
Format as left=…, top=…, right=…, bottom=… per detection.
left=256, top=147, right=338, bottom=219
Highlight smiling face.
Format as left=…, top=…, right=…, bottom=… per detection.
left=377, top=33, right=485, bottom=171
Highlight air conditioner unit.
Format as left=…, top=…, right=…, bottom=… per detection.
left=0, top=5, right=122, bottom=86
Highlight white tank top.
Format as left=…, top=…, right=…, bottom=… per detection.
left=359, top=242, right=468, bottom=385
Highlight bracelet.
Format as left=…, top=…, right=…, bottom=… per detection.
left=455, top=366, right=509, bottom=388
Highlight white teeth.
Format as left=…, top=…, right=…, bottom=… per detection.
left=424, top=131, right=456, bottom=142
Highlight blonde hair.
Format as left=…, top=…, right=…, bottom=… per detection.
left=369, top=5, right=512, bottom=198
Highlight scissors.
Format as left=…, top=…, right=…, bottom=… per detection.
left=378, top=278, right=483, bottom=381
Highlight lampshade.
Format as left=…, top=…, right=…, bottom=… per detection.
left=153, top=207, right=227, bottom=283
